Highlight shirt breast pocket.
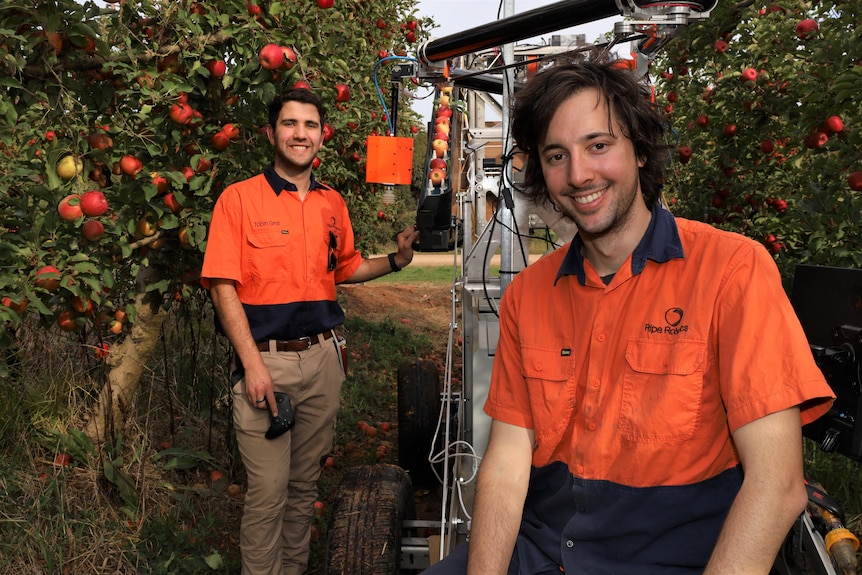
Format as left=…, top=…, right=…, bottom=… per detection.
left=619, top=338, right=706, bottom=444
left=246, top=229, right=291, bottom=281
left=521, top=346, right=574, bottom=438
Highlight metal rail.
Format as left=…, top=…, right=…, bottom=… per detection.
left=416, top=0, right=620, bottom=64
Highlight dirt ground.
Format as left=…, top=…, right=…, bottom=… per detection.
left=337, top=278, right=455, bottom=338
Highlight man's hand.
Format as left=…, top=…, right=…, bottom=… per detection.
left=343, top=224, right=422, bottom=284
left=209, top=279, right=278, bottom=416
left=394, top=224, right=420, bottom=269
left=243, top=362, right=277, bottom=415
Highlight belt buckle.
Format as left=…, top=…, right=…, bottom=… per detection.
left=297, top=336, right=312, bottom=350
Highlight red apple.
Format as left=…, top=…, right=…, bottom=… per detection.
left=1, top=296, right=28, bottom=315
left=429, top=168, right=445, bottom=187
left=169, top=102, right=194, bottom=125
left=58, top=194, right=83, bottom=221
left=206, top=59, right=227, bottom=78
left=211, top=131, right=230, bottom=151
left=335, top=84, right=350, bottom=102
left=71, top=295, right=93, bottom=315
left=431, top=139, right=448, bottom=158
left=433, top=131, right=449, bottom=142
left=163, top=193, right=183, bottom=214
left=678, top=146, right=693, bottom=164
left=848, top=171, right=862, bottom=191
left=80, top=190, right=108, bottom=216
left=120, top=155, right=143, bottom=178
left=57, top=309, right=78, bottom=331
left=94, top=342, right=109, bottom=360
left=247, top=1, right=261, bottom=16
left=760, top=139, right=775, bottom=154
left=223, top=123, right=240, bottom=140
left=259, top=43, right=285, bottom=70
left=53, top=452, right=72, bottom=466
left=322, top=124, right=335, bottom=142
left=136, top=217, right=157, bottom=237
left=376, top=18, right=386, bottom=29
left=152, top=173, right=169, bottom=193
left=696, top=114, right=709, bottom=127
left=316, top=0, right=333, bottom=7
left=312, top=157, right=321, bottom=169
left=429, top=158, right=447, bottom=170
left=35, top=265, right=61, bottom=292
left=823, top=115, right=843, bottom=135
left=773, top=198, right=788, bottom=212
left=713, top=39, right=729, bottom=53
left=196, top=157, right=212, bottom=173
left=292, top=80, right=312, bottom=90
left=805, top=129, right=829, bottom=149
left=740, top=68, right=757, bottom=85
left=88, top=132, right=113, bottom=151
left=795, top=18, right=819, bottom=39
left=81, top=219, right=105, bottom=241
left=722, top=124, right=737, bottom=137
left=313, top=501, right=325, bottom=515
left=436, top=105, right=453, bottom=119
left=181, top=166, right=195, bottom=181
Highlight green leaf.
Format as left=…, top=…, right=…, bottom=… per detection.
left=203, top=553, right=224, bottom=569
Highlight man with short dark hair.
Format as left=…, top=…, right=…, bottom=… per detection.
left=201, top=88, right=419, bottom=575
left=425, top=61, right=834, bottom=575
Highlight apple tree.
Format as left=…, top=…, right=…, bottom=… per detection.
left=0, top=0, right=430, bottom=440
left=654, top=0, right=862, bottom=281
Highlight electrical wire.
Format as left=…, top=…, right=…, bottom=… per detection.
left=372, top=55, right=419, bottom=135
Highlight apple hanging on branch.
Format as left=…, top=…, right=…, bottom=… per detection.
left=259, top=43, right=285, bottom=70
left=58, top=194, right=83, bottom=221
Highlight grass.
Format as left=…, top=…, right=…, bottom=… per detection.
left=372, top=265, right=457, bottom=284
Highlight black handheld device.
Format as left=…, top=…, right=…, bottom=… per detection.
left=265, top=392, right=295, bottom=440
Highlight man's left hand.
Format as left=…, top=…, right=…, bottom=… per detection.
left=394, top=224, right=420, bottom=267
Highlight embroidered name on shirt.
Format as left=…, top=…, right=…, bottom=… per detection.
left=252, top=220, right=281, bottom=228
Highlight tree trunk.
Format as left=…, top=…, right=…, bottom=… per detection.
left=83, top=264, right=167, bottom=442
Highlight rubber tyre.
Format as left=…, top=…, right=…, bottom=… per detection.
left=397, top=359, right=442, bottom=488
left=325, top=464, right=414, bottom=575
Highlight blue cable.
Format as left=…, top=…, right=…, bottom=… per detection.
left=373, top=55, right=420, bottom=135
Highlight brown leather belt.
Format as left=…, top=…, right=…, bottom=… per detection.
left=256, top=331, right=334, bottom=352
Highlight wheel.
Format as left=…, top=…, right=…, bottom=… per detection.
left=397, top=359, right=442, bottom=488
left=325, top=464, right=414, bottom=575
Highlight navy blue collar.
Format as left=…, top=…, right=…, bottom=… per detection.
left=263, top=164, right=329, bottom=196
left=556, top=205, right=685, bottom=286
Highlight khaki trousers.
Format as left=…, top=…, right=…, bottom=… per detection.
left=233, top=333, right=345, bottom=575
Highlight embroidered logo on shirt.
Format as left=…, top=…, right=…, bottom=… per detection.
left=561, top=349, right=572, bottom=356
left=326, top=216, right=342, bottom=235
left=644, top=307, right=689, bottom=336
